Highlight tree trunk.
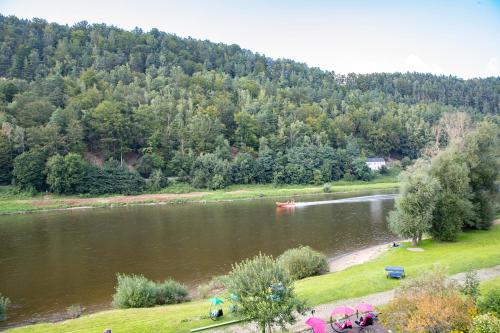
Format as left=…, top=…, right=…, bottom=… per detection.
left=412, top=237, right=418, bottom=247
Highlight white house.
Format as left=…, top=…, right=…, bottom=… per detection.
left=366, top=157, right=386, bottom=171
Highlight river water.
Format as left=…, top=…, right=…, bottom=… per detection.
left=0, top=190, right=397, bottom=327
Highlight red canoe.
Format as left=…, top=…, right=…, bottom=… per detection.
left=276, top=201, right=296, bottom=208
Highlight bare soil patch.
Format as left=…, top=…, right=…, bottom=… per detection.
left=27, top=192, right=208, bottom=207
left=224, top=190, right=251, bottom=194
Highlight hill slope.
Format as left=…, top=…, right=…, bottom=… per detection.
left=0, top=14, right=498, bottom=193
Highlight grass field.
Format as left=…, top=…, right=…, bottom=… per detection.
left=6, top=225, right=500, bottom=333
left=0, top=174, right=398, bottom=214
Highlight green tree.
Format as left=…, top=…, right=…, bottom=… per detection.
left=0, top=134, right=13, bottom=184
left=45, top=153, right=87, bottom=194
left=388, top=161, right=441, bottom=246
left=225, top=253, right=305, bottom=333
left=463, top=121, right=499, bottom=230
left=12, top=149, right=47, bottom=192
left=430, top=148, right=473, bottom=241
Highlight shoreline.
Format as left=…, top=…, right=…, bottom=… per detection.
left=0, top=182, right=398, bottom=216
left=328, top=242, right=393, bottom=272
left=4, top=226, right=500, bottom=332
left=2, top=241, right=399, bottom=329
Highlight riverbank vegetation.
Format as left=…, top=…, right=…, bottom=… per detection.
left=389, top=120, right=499, bottom=246
left=5, top=225, right=500, bottom=332
left=225, top=253, right=305, bottom=333
left=381, top=267, right=500, bottom=333
left=111, top=274, right=188, bottom=309
left=0, top=176, right=398, bottom=214
left=1, top=15, right=499, bottom=197
left=278, top=246, right=328, bottom=280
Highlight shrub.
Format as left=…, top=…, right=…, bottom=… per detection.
left=225, top=253, right=306, bottom=332
left=401, top=156, right=412, bottom=169
left=378, top=164, right=389, bottom=175
left=478, top=289, right=500, bottom=316
left=112, top=274, right=157, bottom=309
left=155, top=279, right=188, bottom=305
left=278, top=246, right=328, bottom=280
left=0, top=293, right=11, bottom=321
left=12, top=149, right=47, bottom=192
left=46, top=153, right=87, bottom=194
left=83, top=160, right=145, bottom=195
left=471, top=313, right=500, bottom=333
left=382, top=268, right=476, bottom=332
left=112, top=274, right=189, bottom=309
left=146, top=169, right=168, bottom=191
left=461, top=270, right=480, bottom=304
left=322, top=183, right=331, bottom=193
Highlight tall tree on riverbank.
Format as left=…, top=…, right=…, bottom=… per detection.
left=429, top=147, right=473, bottom=241
left=462, top=121, right=500, bottom=230
left=388, top=161, right=440, bottom=246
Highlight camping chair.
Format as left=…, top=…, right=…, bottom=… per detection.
left=385, top=266, right=405, bottom=279
left=355, top=313, right=374, bottom=330
left=209, top=308, right=223, bottom=321
left=331, top=319, right=353, bottom=332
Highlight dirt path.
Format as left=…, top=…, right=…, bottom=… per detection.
left=27, top=192, right=208, bottom=207
left=210, top=265, right=500, bottom=332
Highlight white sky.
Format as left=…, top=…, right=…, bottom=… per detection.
left=1, top=0, right=499, bottom=78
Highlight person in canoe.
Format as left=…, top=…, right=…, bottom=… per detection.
left=276, top=200, right=296, bottom=207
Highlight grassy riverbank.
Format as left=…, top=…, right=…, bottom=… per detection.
left=0, top=174, right=398, bottom=214
left=6, top=225, right=500, bottom=333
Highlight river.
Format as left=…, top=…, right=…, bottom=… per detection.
left=0, top=189, right=397, bottom=327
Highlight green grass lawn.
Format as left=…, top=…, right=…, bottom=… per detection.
left=6, top=225, right=500, bottom=333
left=295, top=225, right=500, bottom=305
left=479, top=276, right=500, bottom=295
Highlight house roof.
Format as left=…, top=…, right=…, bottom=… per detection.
left=367, top=158, right=385, bottom=163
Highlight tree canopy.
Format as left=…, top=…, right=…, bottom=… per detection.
left=0, top=15, right=499, bottom=193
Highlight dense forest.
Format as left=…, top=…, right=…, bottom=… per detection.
left=0, top=14, right=499, bottom=194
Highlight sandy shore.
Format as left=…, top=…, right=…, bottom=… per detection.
left=328, top=243, right=392, bottom=272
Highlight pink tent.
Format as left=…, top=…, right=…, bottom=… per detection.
left=355, top=303, right=374, bottom=313
left=305, top=317, right=326, bottom=333
left=331, top=306, right=355, bottom=318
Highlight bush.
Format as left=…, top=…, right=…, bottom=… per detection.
left=461, top=270, right=480, bottom=304
left=112, top=274, right=189, bottom=309
left=379, top=164, right=389, bottom=175
left=278, top=246, right=328, bottom=280
left=322, top=183, right=332, bottom=193
left=478, top=289, right=500, bottom=316
left=83, top=160, right=145, bottom=195
left=12, top=149, right=47, bottom=191
left=225, top=253, right=305, bottom=332
left=112, top=274, right=157, bottom=308
left=46, top=153, right=87, bottom=194
left=0, top=293, right=11, bottom=321
left=155, top=279, right=188, bottom=305
left=401, top=156, right=412, bottom=169
left=382, top=267, right=475, bottom=332
left=146, top=169, right=168, bottom=191
left=471, top=313, right=500, bottom=333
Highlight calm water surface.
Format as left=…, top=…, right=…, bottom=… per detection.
left=0, top=190, right=396, bottom=327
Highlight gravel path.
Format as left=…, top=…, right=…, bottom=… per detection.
left=210, top=265, right=500, bottom=333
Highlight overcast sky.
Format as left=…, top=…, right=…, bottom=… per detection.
left=1, top=0, right=499, bottom=78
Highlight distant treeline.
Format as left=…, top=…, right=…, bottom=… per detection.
left=0, top=15, right=499, bottom=194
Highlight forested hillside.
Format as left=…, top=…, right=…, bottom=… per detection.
left=0, top=15, right=499, bottom=194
